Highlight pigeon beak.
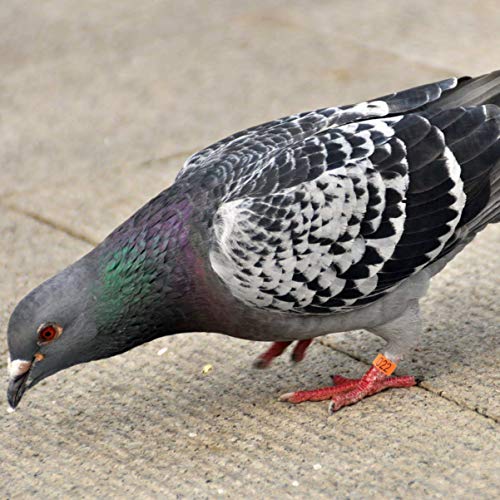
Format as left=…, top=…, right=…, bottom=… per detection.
left=7, top=359, right=33, bottom=410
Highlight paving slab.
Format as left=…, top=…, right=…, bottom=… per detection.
left=322, top=226, right=500, bottom=421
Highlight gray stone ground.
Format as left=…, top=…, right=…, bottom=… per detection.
left=0, top=1, right=499, bottom=498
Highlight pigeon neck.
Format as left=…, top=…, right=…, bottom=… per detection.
left=92, top=188, right=202, bottom=344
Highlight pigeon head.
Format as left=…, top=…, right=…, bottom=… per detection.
left=7, top=256, right=100, bottom=410
left=7, top=190, right=202, bottom=410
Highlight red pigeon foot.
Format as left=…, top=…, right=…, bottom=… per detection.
left=279, top=365, right=416, bottom=413
left=253, top=339, right=313, bottom=369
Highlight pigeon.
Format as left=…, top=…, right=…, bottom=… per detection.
left=7, top=71, right=500, bottom=414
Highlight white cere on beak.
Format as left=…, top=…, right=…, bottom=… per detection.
left=7, top=358, right=32, bottom=379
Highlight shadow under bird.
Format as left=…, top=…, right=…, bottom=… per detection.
left=7, top=71, right=500, bottom=414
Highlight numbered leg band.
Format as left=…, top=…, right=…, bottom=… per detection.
left=372, top=353, right=397, bottom=376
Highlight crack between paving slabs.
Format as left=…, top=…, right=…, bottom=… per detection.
left=2, top=202, right=99, bottom=247
left=0, top=147, right=201, bottom=248
left=133, top=148, right=199, bottom=170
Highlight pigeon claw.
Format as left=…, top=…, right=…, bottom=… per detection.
left=279, top=366, right=417, bottom=413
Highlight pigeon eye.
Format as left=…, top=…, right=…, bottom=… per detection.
left=37, top=323, right=62, bottom=345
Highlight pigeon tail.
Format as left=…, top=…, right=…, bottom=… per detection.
left=470, top=162, right=500, bottom=230
left=425, top=69, right=500, bottom=109
left=458, top=104, right=500, bottom=233
left=429, top=71, right=500, bottom=234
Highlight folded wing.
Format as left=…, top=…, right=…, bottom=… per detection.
left=209, top=103, right=499, bottom=313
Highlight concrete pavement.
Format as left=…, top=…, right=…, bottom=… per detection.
left=1, top=1, right=499, bottom=497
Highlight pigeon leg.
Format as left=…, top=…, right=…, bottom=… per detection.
left=279, top=302, right=422, bottom=412
left=253, top=341, right=292, bottom=368
left=291, top=338, right=313, bottom=362
left=254, top=339, right=313, bottom=368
